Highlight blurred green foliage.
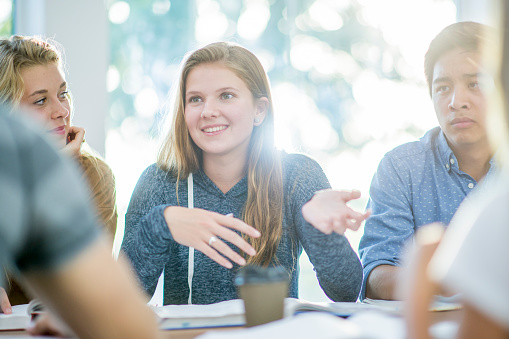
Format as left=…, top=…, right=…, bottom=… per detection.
left=109, top=0, right=406, bottom=148
left=0, top=8, right=12, bottom=38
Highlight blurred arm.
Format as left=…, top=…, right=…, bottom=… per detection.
left=25, top=239, right=160, bottom=339
left=456, top=303, right=509, bottom=339
left=359, top=154, right=415, bottom=300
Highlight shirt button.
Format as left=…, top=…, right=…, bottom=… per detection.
left=468, top=183, right=474, bottom=189
left=450, top=158, right=455, bottom=164
left=445, top=164, right=450, bottom=169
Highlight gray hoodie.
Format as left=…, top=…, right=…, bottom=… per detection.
left=121, top=152, right=362, bottom=305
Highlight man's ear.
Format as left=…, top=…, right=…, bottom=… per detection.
left=254, top=97, right=269, bottom=126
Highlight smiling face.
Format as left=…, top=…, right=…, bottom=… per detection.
left=184, top=62, right=267, bottom=164
left=432, top=48, right=489, bottom=152
left=19, top=63, right=70, bottom=148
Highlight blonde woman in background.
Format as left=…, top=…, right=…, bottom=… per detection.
left=0, top=35, right=117, bottom=311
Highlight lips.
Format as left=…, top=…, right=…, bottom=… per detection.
left=48, top=125, right=66, bottom=135
left=451, top=117, right=475, bottom=128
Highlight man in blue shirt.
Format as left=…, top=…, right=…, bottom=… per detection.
left=359, top=21, right=495, bottom=300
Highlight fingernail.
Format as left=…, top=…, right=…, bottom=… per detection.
left=5, top=307, right=11, bottom=314
left=248, top=248, right=256, bottom=256
left=239, top=258, right=247, bottom=265
left=254, top=230, right=261, bottom=237
left=226, top=213, right=233, bottom=217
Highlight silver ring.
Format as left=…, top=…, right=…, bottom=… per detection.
left=208, top=236, right=218, bottom=246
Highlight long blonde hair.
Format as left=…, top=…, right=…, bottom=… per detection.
left=0, top=35, right=64, bottom=108
left=157, top=42, right=283, bottom=266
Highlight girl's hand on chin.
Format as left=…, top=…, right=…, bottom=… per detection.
left=62, top=125, right=85, bottom=158
left=163, top=206, right=261, bottom=269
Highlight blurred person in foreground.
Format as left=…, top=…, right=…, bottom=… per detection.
left=0, top=35, right=117, bottom=309
left=401, top=3, right=509, bottom=338
left=0, top=109, right=159, bottom=338
left=358, top=21, right=496, bottom=300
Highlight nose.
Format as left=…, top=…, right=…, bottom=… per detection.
left=51, top=100, right=70, bottom=120
left=448, top=87, right=471, bottom=111
left=200, top=101, right=219, bottom=119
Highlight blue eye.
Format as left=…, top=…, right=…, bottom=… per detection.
left=221, top=93, right=234, bottom=100
left=189, top=96, right=202, bottom=103
left=59, top=90, right=69, bottom=99
left=34, top=98, right=46, bottom=105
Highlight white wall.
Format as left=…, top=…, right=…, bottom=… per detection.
left=455, top=0, right=497, bottom=23
left=14, top=0, right=109, bottom=156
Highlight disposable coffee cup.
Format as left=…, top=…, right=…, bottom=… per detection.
left=235, top=265, right=289, bottom=327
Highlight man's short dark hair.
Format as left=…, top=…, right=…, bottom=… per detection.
left=424, top=21, right=488, bottom=96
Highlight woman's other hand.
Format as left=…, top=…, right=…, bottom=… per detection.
left=163, top=207, right=261, bottom=269
left=302, top=189, right=371, bottom=235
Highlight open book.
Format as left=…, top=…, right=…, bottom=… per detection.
left=0, top=304, right=30, bottom=331
left=362, top=295, right=463, bottom=312
left=152, top=298, right=384, bottom=330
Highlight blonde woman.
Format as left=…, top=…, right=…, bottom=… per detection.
left=121, top=41, right=368, bottom=305
left=0, top=35, right=117, bottom=311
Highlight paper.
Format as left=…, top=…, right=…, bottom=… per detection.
left=152, top=299, right=244, bottom=319
left=285, top=298, right=383, bottom=317
left=152, top=299, right=245, bottom=329
left=196, top=312, right=365, bottom=339
left=152, top=298, right=390, bottom=330
left=348, top=311, right=406, bottom=339
left=362, top=295, right=462, bottom=313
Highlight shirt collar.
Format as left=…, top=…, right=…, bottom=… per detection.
left=195, top=169, right=248, bottom=197
left=436, top=129, right=457, bottom=172
left=437, top=128, right=497, bottom=175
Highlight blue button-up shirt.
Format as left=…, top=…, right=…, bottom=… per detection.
left=358, top=126, right=495, bottom=300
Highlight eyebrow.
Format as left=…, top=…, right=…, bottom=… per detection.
left=27, top=81, right=67, bottom=97
left=216, top=87, right=238, bottom=92
left=434, top=73, right=482, bottom=84
left=186, top=87, right=239, bottom=96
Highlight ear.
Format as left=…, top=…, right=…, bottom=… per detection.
left=254, top=97, right=269, bottom=126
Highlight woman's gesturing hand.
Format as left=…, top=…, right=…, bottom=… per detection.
left=163, top=207, right=261, bottom=269
left=302, top=189, right=371, bottom=235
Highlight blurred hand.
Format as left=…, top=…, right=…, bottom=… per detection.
left=164, top=207, right=261, bottom=269
left=302, top=189, right=371, bottom=235
left=27, top=312, right=73, bottom=337
left=398, top=223, right=445, bottom=339
left=62, top=125, right=85, bottom=158
left=0, top=287, right=12, bottom=314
